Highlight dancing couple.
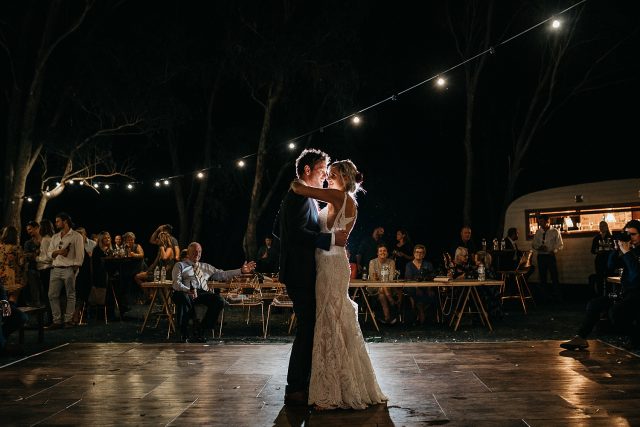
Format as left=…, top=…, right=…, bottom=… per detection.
left=275, top=148, right=387, bottom=410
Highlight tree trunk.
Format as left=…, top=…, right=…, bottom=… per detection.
left=243, top=78, right=283, bottom=259
left=2, top=1, right=91, bottom=230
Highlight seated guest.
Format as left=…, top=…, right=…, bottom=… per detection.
left=561, top=220, right=640, bottom=350
left=450, top=246, right=473, bottom=279
left=135, top=231, right=175, bottom=288
left=172, top=242, right=256, bottom=342
left=473, top=251, right=502, bottom=320
left=1, top=283, right=27, bottom=356
left=368, top=244, right=398, bottom=325
left=404, top=244, right=437, bottom=325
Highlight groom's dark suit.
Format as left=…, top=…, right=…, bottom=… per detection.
left=275, top=190, right=331, bottom=396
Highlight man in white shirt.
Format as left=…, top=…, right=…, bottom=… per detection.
left=172, top=242, right=256, bottom=342
left=532, top=215, right=564, bottom=300
left=46, top=212, right=85, bottom=329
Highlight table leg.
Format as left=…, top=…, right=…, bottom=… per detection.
left=139, top=287, right=159, bottom=333
left=453, top=287, right=472, bottom=331
left=159, top=288, right=175, bottom=339
left=471, top=287, right=493, bottom=331
left=353, top=287, right=379, bottom=332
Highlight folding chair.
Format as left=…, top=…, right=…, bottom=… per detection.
left=499, top=250, right=535, bottom=313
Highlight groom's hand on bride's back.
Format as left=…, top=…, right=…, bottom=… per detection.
left=334, top=230, right=348, bottom=247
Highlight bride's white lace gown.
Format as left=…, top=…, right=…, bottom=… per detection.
left=308, top=193, right=387, bottom=409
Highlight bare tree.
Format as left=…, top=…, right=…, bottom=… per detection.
left=234, top=1, right=361, bottom=258
left=495, top=6, right=628, bottom=235
left=1, top=0, right=94, bottom=231
left=33, top=117, right=142, bottom=221
left=447, top=0, right=495, bottom=227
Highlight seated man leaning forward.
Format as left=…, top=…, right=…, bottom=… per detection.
left=172, top=242, right=256, bottom=343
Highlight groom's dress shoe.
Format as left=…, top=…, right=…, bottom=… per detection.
left=284, top=391, right=308, bottom=405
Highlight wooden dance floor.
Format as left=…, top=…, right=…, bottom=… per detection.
left=1, top=340, right=640, bottom=426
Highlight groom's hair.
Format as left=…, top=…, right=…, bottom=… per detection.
left=295, top=148, right=330, bottom=178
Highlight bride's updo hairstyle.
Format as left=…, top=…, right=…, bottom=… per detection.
left=329, top=159, right=364, bottom=197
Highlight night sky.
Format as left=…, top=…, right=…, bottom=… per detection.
left=3, top=0, right=639, bottom=267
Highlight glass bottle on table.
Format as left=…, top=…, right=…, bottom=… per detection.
left=153, top=266, right=160, bottom=283
left=160, top=266, right=167, bottom=282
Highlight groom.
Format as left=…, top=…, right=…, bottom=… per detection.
left=274, top=148, right=347, bottom=405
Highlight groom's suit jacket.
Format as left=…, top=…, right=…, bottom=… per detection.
left=275, top=190, right=331, bottom=290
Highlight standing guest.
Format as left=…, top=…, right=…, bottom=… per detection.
left=171, top=242, right=256, bottom=343
left=591, top=221, right=615, bottom=295
left=24, top=221, right=43, bottom=306
left=0, top=226, right=25, bottom=303
left=1, top=282, right=27, bottom=356
left=532, top=215, right=564, bottom=301
left=90, top=232, right=113, bottom=315
left=119, top=231, right=144, bottom=314
left=36, top=220, right=54, bottom=324
left=404, top=244, right=436, bottom=325
left=356, top=226, right=385, bottom=276
left=46, top=212, right=84, bottom=329
left=561, top=220, right=640, bottom=350
left=392, top=228, right=413, bottom=279
left=256, top=236, right=280, bottom=274
left=74, top=227, right=95, bottom=324
left=150, top=224, right=180, bottom=263
left=113, top=235, right=124, bottom=255
left=450, top=225, right=478, bottom=259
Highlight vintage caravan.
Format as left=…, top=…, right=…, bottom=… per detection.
left=503, top=178, right=640, bottom=285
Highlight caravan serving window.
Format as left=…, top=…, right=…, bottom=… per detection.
left=525, top=203, right=640, bottom=239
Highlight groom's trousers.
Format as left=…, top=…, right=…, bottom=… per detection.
left=286, top=287, right=316, bottom=394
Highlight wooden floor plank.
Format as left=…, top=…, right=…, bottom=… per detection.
left=1, top=340, right=639, bottom=425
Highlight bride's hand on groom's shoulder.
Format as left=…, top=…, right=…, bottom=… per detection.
left=290, top=179, right=305, bottom=192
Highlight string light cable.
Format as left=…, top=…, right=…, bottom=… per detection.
left=15, top=0, right=586, bottom=203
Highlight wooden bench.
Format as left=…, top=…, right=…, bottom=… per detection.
left=17, top=306, right=46, bottom=344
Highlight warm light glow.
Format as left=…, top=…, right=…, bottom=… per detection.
left=288, top=142, right=296, bottom=150
left=605, top=212, right=615, bottom=222
left=93, top=183, right=99, bottom=188
left=46, top=192, right=51, bottom=197
left=551, top=19, right=561, bottom=29
left=55, top=182, right=60, bottom=186
left=436, top=77, right=446, bottom=87
left=163, top=179, right=170, bottom=186
left=68, top=180, right=74, bottom=185
left=196, top=171, right=205, bottom=179
left=155, top=181, right=161, bottom=187
left=351, top=115, right=361, bottom=125
left=564, top=216, right=574, bottom=228
left=27, top=197, right=33, bottom=202
left=127, top=183, right=134, bottom=190
left=104, top=184, right=110, bottom=189
left=237, top=160, right=246, bottom=168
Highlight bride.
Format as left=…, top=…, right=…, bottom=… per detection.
left=291, top=159, right=387, bottom=410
